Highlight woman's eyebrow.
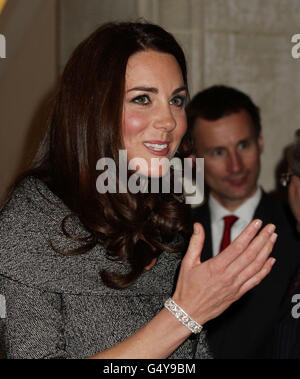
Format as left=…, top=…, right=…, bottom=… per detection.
left=127, top=87, right=158, bottom=93
left=126, top=86, right=187, bottom=94
left=172, top=86, right=187, bottom=95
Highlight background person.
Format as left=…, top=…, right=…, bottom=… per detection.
left=275, top=129, right=300, bottom=358
left=286, top=129, right=300, bottom=233
left=185, top=85, right=300, bottom=358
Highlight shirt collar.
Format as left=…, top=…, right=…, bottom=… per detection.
left=209, top=187, right=262, bottom=224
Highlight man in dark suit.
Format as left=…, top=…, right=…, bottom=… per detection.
left=186, top=85, right=300, bottom=358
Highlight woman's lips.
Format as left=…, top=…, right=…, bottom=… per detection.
left=143, top=141, right=170, bottom=156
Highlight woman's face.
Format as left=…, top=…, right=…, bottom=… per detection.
left=122, top=50, right=187, bottom=177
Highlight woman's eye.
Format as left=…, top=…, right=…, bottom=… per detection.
left=170, top=95, right=186, bottom=108
left=132, top=95, right=151, bottom=105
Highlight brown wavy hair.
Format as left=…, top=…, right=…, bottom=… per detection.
left=10, top=21, right=192, bottom=289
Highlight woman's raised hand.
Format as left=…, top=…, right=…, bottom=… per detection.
left=173, top=219, right=277, bottom=326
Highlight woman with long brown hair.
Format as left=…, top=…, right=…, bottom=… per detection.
left=0, top=22, right=277, bottom=359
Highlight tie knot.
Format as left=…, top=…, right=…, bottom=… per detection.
left=223, top=215, right=238, bottom=229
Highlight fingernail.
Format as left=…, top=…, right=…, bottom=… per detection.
left=193, top=223, right=200, bottom=234
left=270, top=233, right=278, bottom=243
left=268, top=224, right=276, bottom=234
left=254, top=219, right=262, bottom=228
left=271, top=258, right=276, bottom=266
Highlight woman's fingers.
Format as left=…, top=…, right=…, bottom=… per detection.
left=202, top=221, right=277, bottom=316
left=237, top=257, right=276, bottom=297
left=215, top=219, right=263, bottom=268
left=233, top=232, right=277, bottom=288
left=225, top=223, right=277, bottom=277
left=182, top=223, right=205, bottom=270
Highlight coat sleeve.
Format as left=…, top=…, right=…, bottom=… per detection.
left=0, top=178, right=79, bottom=359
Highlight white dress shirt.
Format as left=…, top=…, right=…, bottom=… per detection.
left=209, top=187, right=262, bottom=257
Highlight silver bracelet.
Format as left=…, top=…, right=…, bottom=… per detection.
left=164, top=298, right=203, bottom=334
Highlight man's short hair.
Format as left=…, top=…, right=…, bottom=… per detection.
left=186, top=85, right=262, bottom=138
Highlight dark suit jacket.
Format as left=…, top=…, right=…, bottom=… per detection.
left=192, top=192, right=300, bottom=359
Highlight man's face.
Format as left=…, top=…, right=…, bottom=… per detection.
left=193, top=110, right=263, bottom=210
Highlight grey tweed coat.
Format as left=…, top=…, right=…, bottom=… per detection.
left=0, top=177, right=211, bottom=359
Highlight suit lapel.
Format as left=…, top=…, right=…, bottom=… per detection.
left=253, top=191, right=269, bottom=221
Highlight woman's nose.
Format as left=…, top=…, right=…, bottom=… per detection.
left=153, top=105, right=176, bottom=132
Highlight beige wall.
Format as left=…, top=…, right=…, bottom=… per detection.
left=0, top=0, right=57, bottom=201
left=1, top=0, right=300, bottom=201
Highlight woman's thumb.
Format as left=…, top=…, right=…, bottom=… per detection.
left=183, top=223, right=205, bottom=269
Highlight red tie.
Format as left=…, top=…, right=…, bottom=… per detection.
left=219, top=215, right=238, bottom=253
